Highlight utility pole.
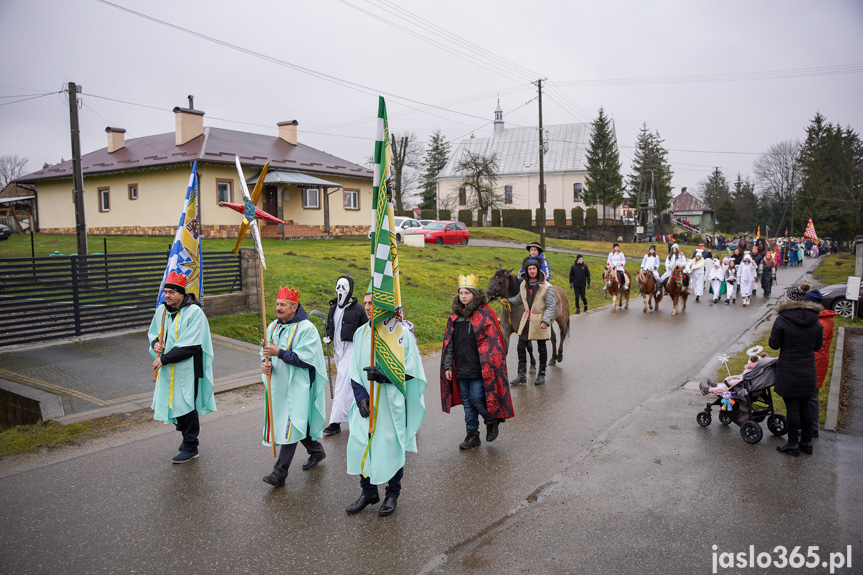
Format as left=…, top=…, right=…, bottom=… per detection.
left=534, top=78, right=547, bottom=248
left=68, top=82, right=87, bottom=256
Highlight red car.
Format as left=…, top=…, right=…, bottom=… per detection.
left=413, top=221, right=470, bottom=245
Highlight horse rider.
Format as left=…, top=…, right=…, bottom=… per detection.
left=661, top=243, right=688, bottom=291
left=640, top=244, right=662, bottom=296
left=606, top=243, right=629, bottom=291
left=519, top=242, right=551, bottom=280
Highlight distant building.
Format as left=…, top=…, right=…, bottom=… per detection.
left=671, top=188, right=714, bottom=233
left=435, top=101, right=623, bottom=225
left=16, top=100, right=373, bottom=238
left=0, top=182, right=37, bottom=232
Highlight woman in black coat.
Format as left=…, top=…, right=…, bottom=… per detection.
left=768, top=285, right=823, bottom=456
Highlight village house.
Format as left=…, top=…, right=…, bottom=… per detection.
left=435, top=101, right=624, bottom=225
left=16, top=99, right=374, bottom=239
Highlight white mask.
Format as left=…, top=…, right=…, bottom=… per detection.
left=336, top=277, right=352, bottom=308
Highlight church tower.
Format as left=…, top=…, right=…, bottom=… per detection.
left=493, top=97, right=504, bottom=135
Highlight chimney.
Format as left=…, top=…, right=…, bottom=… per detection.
left=173, top=95, right=205, bottom=146
left=681, top=187, right=687, bottom=194
left=278, top=120, right=299, bottom=145
left=105, top=127, right=126, bottom=153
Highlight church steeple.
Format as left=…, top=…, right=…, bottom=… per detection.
left=493, top=97, right=504, bottom=135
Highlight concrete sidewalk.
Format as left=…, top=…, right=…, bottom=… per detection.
left=0, top=332, right=263, bottom=423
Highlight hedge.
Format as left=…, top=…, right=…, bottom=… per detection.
left=458, top=209, right=473, bottom=227
left=439, top=209, right=451, bottom=220
left=553, top=209, right=566, bottom=227
left=586, top=208, right=598, bottom=226
left=420, top=209, right=436, bottom=220
left=490, top=209, right=501, bottom=227
left=571, top=206, right=584, bottom=227
left=518, top=209, right=532, bottom=227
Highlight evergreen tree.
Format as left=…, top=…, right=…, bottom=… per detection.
left=731, top=174, right=758, bottom=232
left=715, top=198, right=738, bottom=234
left=797, top=113, right=863, bottom=240
left=697, top=167, right=730, bottom=212
left=419, top=130, right=451, bottom=210
left=583, top=107, right=623, bottom=225
left=627, top=123, right=674, bottom=226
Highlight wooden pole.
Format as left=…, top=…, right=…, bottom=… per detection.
left=369, top=306, right=375, bottom=435
left=152, top=308, right=166, bottom=382
left=259, top=258, right=276, bottom=458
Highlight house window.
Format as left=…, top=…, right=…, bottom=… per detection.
left=128, top=184, right=138, bottom=200
left=303, top=188, right=320, bottom=209
left=216, top=179, right=233, bottom=204
left=573, top=183, right=582, bottom=201
left=458, top=187, right=466, bottom=206
left=505, top=185, right=513, bottom=204
left=98, top=187, right=110, bottom=212
left=344, top=189, right=359, bottom=210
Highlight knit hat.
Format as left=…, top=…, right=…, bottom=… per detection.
left=671, top=243, right=679, bottom=251
left=613, top=242, right=620, bottom=248
left=526, top=242, right=544, bottom=254
left=785, top=286, right=806, bottom=301
left=523, top=259, right=542, bottom=279
left=649, top=244, right=656, bottom=251
left=575, top=254, right=584, bottom=263
left=804, top=289, right=823, bottom=304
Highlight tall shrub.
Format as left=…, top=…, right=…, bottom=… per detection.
left=586, top=208, right=598, bottom=226
left=491, top=209, right=501, bottom=227
left=502, top=209, right=518, bottom=227
left=553, top=209, right=566, bottom=227
left=572, top=206, right=584, bottom=227
left=458, top=209, right=473, bottom=227
left=440, top=209, right=451, bottom=220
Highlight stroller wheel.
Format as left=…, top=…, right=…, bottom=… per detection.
left=740, top=421, right=763, bottom=444
left=696, top=411, right=712, bottom=427
left=767, top=414, right=787, bottom=436
left=719, top=411, right=733, bottom=426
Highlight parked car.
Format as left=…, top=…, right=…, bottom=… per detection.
left=410, top=220, right=469, bottom=245
left=0, top=223, right=11, bottom=240
left=368, top=216, right=422, bottom=242
left=418, top=219, right=435, bottom=227
left=819, top=282, right=863, bottom=318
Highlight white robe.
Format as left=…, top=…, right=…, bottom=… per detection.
left=725, top=266, right=738, bottom=299
left=640, top=254, right=662, bottom=284
left=708, top=264, right=725, bottom=300
left=738, top=261, right=758, bottom=298
left=661, top=253, right=687, bottom=282
left=327, top=305, right=356, bottom=425
left=686, top=258, right=706, bottom=297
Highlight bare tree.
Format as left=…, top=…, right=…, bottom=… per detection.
left=455, top=150, right=501, bottom=220
left=753, top=140, right=801, bottom=203
left=0, top=155, right=29, bottom=189
left=438, top=190, right=459, bottom=212
left=390, top=132, right=423, bottom=211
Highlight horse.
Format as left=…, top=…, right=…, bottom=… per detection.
left=603, top=263, right=631, bottom=313
left=486, top=266, right=570, bottom=367
left=636, top=269, right=662, bottom=313
left=663, top=264, right=689, bottom=316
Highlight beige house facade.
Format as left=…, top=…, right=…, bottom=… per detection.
left=18, top=105, right=374, bottom=238
left=436, top=103, right=623, bottom=224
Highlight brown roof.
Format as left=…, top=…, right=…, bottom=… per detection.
left=0, top=182, right=36, bottom=199
left=671, top=190, right=710, bottom=214
left=17, top=127, right=373, bottom=183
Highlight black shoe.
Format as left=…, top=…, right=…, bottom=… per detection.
left=575, top=309, right=580, bottom=314
left=777, top=443, right=800, bottom=457
left=511, top=363, right=527, bottom=385
left=800, top=442, right=813, bottom=455
left=584, top=304, right=588, bottom=311
left=534, top=368, right=546, bottom=386
left=459, top=430, right=481, bottom=450
left=302, top=453, right=326, bottom=470
left=346, top=493, right=380, bottom=514
left=811, top=429, right=819, bottom=438
left=263, top=472, right=285, bottom=487
left=378, top=497, right=398, bottom=517
left=323, top=422, right=341, bottom=436
left=486, top=419, right=502, bottom=442
left=696, top=296, right=700, bottom=302
left=172, top=450, right=199, bottom=464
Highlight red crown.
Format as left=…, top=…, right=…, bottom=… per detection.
left=277, top=286, right=299, bottom=303
left=166, top=271, right=188, bottom=288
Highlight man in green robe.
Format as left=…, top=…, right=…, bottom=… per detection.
left=148, top=273, right=216, bottom=464
left=345, top=288, right=426, bottom=517
left=260, top=287, right=328, bottom=487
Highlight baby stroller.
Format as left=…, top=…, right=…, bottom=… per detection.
left=696, top=357, right=787, bottom=444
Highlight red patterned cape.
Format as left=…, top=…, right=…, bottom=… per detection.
left=440, top=303, right=515, bottom=420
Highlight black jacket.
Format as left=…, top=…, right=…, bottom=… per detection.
left=768, top=300, right=824, bottom=398
left=325, top=297, right=368, bottom=342
left=569, top=262, right=590, bottom=288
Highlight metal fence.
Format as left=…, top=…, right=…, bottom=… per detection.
left=0, top=250, right=242, bottom=347
left=0, top=232, right=175, bottom=259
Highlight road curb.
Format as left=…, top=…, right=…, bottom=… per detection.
left=825, top=327, right=846, bottom=431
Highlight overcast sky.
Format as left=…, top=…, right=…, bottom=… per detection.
left=2, top=0, right=862, bottom=198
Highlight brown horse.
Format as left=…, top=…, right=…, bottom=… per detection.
left=663, top=265, right=689, bottom=315
left=603, top=263, right=630, bottom=313
left=486, top=266, right=570, bottom=366
left=636, top=269, right=662, bottom=312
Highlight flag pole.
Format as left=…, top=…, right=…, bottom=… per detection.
left=259, top=258, right=276, bottom=459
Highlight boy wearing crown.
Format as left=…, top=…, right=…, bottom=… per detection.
left=148, top=272, right=216, bottom=463
left=344, top=283, right=426, bottom=517
left=441, top=273, right=514, bottom=450
left=260, top=287, right=328, bottom=487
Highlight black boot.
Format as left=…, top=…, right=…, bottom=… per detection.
left=511, top=362, right=527, bottom=385
left=777, top=443, right=800, bottom=457
left=534, top=366, right=546, bottom=386
left=459, top=430, right=481, bottom=450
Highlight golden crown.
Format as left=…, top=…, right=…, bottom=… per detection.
left=458, top=274, right=478, bottom=290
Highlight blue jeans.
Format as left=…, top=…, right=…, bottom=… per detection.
left=459, top=377, right=492, bottom=431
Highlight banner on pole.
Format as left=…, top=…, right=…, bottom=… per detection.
left=157, top=161, right=202, bottom=306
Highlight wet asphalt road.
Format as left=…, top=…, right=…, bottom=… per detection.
left=1, top=260, right=859, bottom=574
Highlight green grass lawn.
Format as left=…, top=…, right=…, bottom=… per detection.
left=812, top=252, right=856, bottom=285
left=470, top=227, right=664, bottom=258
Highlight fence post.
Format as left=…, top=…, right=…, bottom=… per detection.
left=239, top=247, right=260, bottom=315
left=70, top=255, right=82, bottom=337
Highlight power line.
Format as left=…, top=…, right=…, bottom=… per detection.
left=0, top=91, right=61, bottom=107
